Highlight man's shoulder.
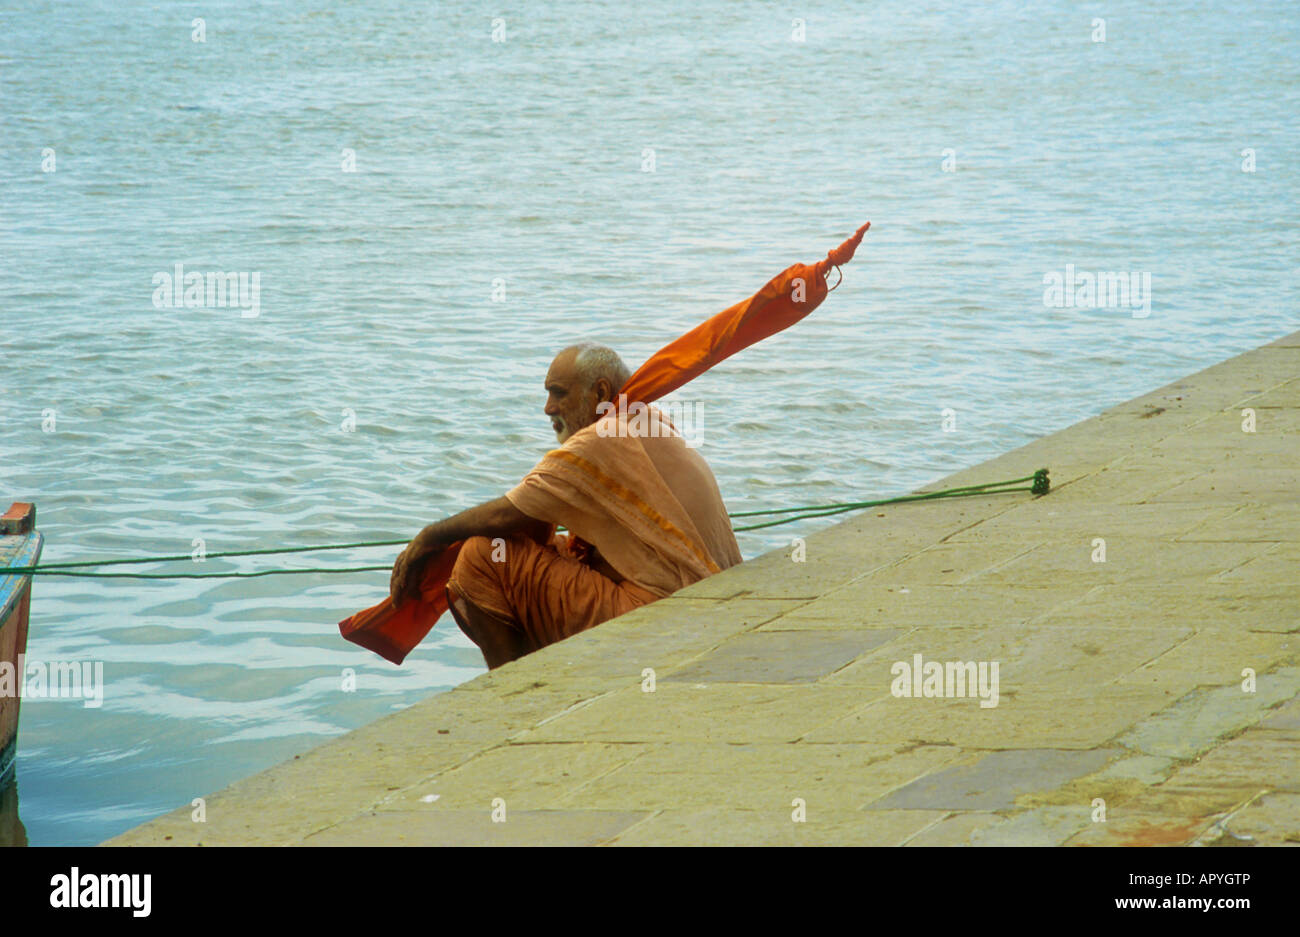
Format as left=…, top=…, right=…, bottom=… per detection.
left=588, top=402, right=681, bottom=443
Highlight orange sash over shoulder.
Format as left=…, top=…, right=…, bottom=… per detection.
left=338, top=222, right=869, bottom=664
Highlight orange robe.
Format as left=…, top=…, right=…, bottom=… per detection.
left=445, top=404, right=739, bottom=652
left=505, top=404, right=741, bottom=593
left=338, top=222, right=869, bottom=664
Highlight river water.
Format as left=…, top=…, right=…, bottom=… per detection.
left=1, top=0, right=1296, bottom=844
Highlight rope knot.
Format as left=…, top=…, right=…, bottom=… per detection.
left=1031, top=468, right=1050, bottom=495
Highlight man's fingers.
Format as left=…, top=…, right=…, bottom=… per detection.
left=403, top=555, right=426, bottom=601
left=390, top=545, right=428, bottom=603
left=390, top=552, right=408, bottom=602
left=390, top=540, right=432, bottom=603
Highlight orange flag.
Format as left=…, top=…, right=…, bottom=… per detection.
left=338, top=222, right=870, bottom=664
left=621, top=222, right=870, bottom=404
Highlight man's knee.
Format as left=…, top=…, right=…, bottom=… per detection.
left=452, top=535, right=497, bottom=576
left=453, top=534, right=528, bottom=575
left=448, top=535, right=535, bottom=623
left=448, top=536, right=500, bottom=610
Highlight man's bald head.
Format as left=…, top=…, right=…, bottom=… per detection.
left=543, top=343, right=630, bottom=443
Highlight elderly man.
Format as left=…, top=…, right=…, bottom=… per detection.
left=388, top=342, right=741, bottom=668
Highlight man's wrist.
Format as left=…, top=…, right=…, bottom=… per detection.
left=413, top=525, right=447, bottom=555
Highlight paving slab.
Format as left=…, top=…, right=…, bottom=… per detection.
left=1212, top=792, right=1300, bottom=846
left=805, top=688, right=1173, bottom=749
left=375, top=741, right=650, bottom=811
left=303, top=809, right=650, bottom=846
left=1043, top=583, right=1298, bottom=634
left=663, top=629, right=902, bottom=684
left=1176, top=504, right=1300, bottom=543
left=774, top=582, right=1093, bottom=630
left=869, top=749, right=1120, bottom=811
left=514, top=683, right=880, bottom=744
left=562, top=742, right=965, bottom=811
left=821, top=625, right=1193, bottom=692
left=944, top=503, right=1238, bottom=544
left=1257, top=694, right=1300, bottom=730
left=607, top=807, right=950, bottom=847
left=903, top=812, right=1006, bottom=846
left=1064, top=814, right=1221, bottom=847
left=1115, top=669, right=1300, bottom=760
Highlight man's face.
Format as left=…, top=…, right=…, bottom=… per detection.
left=543, top=350, right=599, bottom=444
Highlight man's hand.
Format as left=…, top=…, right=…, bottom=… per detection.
left=386, top=496, right=551, bottom=603
left=390, top=536, right=434, bottom=603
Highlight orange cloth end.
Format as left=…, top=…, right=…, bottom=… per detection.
left=337, top=540, right=464, bottom=665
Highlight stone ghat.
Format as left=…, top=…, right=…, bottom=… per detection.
left=106, top=332, right=1299, bottom=846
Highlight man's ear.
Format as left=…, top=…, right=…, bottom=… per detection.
left=594, top=377, right=616, bottom=404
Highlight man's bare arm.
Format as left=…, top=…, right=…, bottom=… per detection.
left=390, top=496, right=549, bottom=601
left=412, top=496, right=549, bottom=551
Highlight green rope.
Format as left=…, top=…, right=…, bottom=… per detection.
left=2, top=469, right=1048, bottom=579
left=24, top=566, right=394, bottom=580
left=730, top=471, right=1047, bottom=530
left=14, top=538, right=409, bottom=571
